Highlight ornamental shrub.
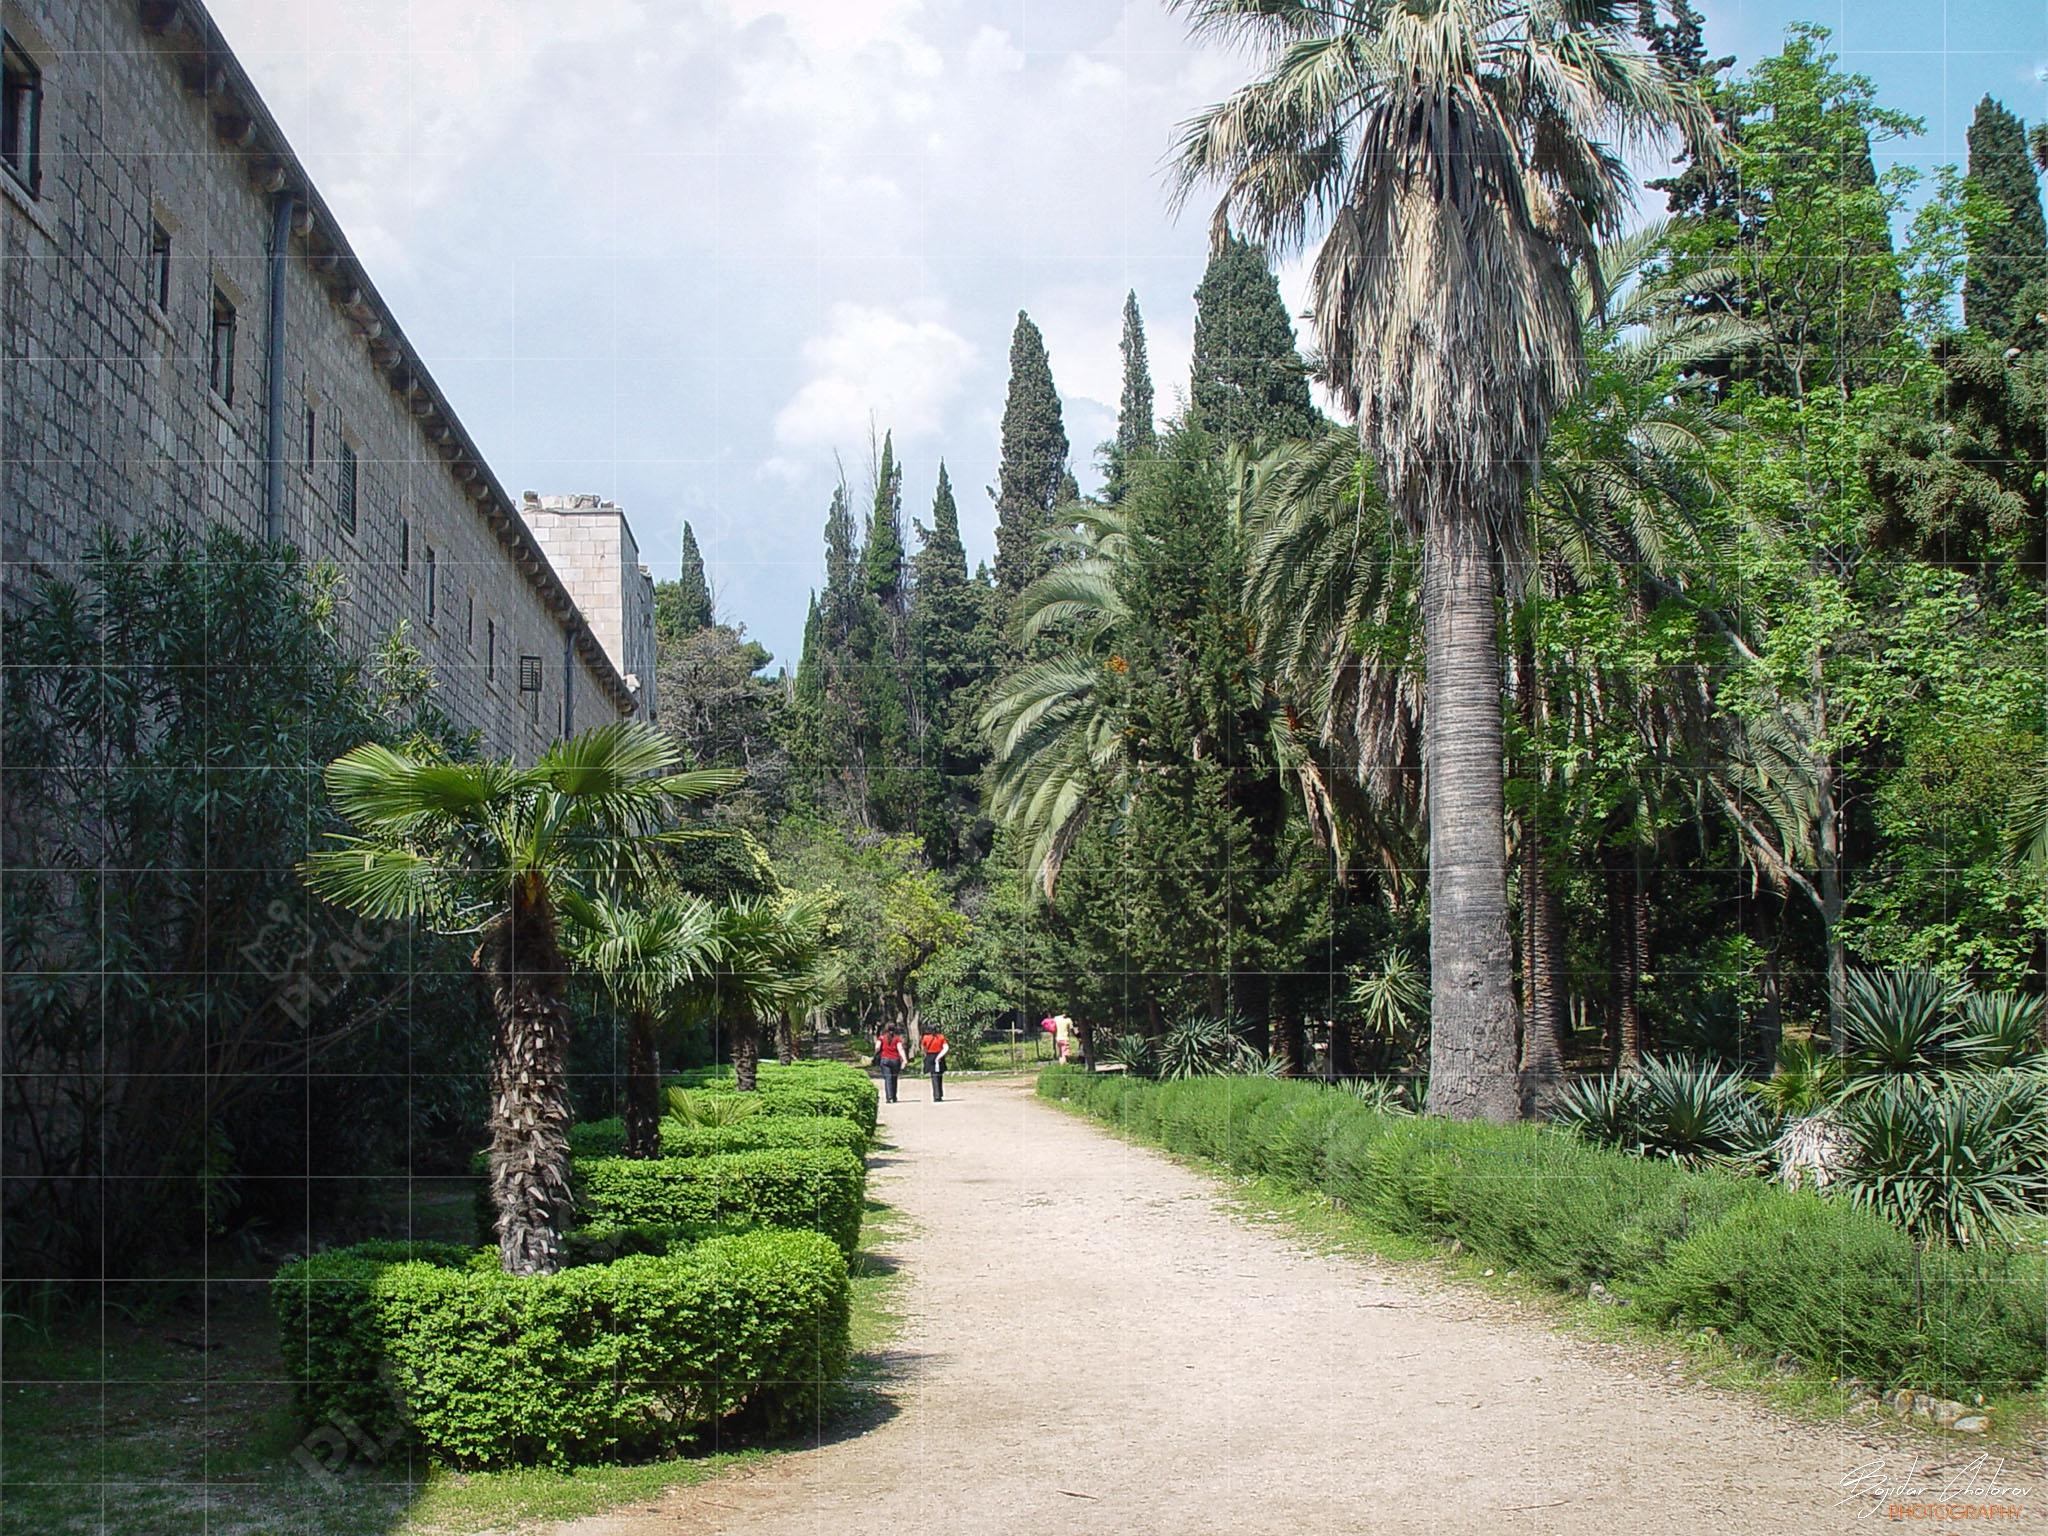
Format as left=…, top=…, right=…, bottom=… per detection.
left=574, top=1148, right=867, bottom=1257
left=668, top=1062, right=879, bottom=1138
left=271, top=1229, right=850, bottom=1467
left=568, top=1114, right=867, bottom=1161
left=1036, top=1066, right=2044, bottom=1391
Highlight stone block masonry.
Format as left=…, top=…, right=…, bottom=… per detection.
left=0, top=0, right=640, bottom=759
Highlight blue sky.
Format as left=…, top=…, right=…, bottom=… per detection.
left=209, top=1, right=2048, bottom=667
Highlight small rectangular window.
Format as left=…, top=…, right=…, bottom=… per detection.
left=398, top=518, right=409, bottom=572
left=303, top=403, right=316, bottom=473
left=518, top=654, right=543, bottom=694
left=466, top=592, right=475, bottom=645
left=2, top=35, right=42, bottom=197
left=486, top=618, right=497, bottom=679
left=149, top=222, right=172, bottom=310
left=424, top=546, right=437, bottom=624
left=209, top=288, right=237, bottom=404
left=337, top=439, right=357, bottom=534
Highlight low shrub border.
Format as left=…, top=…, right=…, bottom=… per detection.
left=572, top=1148, right=868, bottom=1257
left=568, top=1114, right=868, bottom=1161
left=1038, top=1067, right=2044, bottom=1395
left=271, top=1230, right=850, bottom=1468
left=668, top=1062, right=879, bottom=1139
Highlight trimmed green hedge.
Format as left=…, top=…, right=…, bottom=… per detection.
left=568, top=1114, right=868, bottom=1161
left=573, top=1148, right=867, bottom=1257
left=667, top=1061, right=879, bottom=1138
left=272, top=1230, right=850, bottom=1468
left=1039, top=1067, right=2044, bottom=1393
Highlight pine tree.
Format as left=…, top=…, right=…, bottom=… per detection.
left=653, top=522, right=714, bottom=651
left=991, top=312, right=1070, bottom=598
left=1965, top=96, right=2048, bottom=347
left=1103, top=291, right=1157, bottom=503
left=1188, top=236, right=1318, bottom=447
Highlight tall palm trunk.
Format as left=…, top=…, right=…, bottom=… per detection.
left=1606, top=852, right=1644, bottom=1070
left=1518, top=818, right=1567, bottom=1104
left=775, top=1012, right=796, bottom=1066
left=1422, top=513, right=1520, bottom=1121
left=486, top=877, right=574, bottom=1276
left=732, top=1015, right=762, bottom=1091
left=1274, top=1010, right=1306, bottom=1076
left=623, top=1007, right=661, bottom=1160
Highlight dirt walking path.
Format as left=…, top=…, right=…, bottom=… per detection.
left=549, top=1076, right=1981, bottom=1536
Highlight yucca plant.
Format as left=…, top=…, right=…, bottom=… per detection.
left=1100, top=1031, right=1156, bottom=1075
left=1156, top=1015, right=1238, bottom=1080
left=1957, top=991, right=2045, bottom=1072
left=1840, top=968, right=1967, bottom=1089
left=1549, top=1071, right=1645, bottom=1149
left=1836, top=1075, right=2047, bottom=1248
left=1230, top=1042, right=1287, bottom=1078
left=1630, top=1055, right=1774, bottom=1167
left=1349, top=952, right=1429, bottom=1046
left=664, top=1086, right=760, bottom=1130
left=1339, top=1078, right=1416, bottom=1116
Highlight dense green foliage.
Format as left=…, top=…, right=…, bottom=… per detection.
left=572, top=1149, right=867, bottom=1257
left=567, top=1114, right=866, bottom=1161
left=1187, top=236, right=1319, bottom=446
left=991, top=311, right=1072, bottom=598
left=667, top=1061, right=880, bottom=1139
left=272, top=1230, right=850, bottom=1467
left=1039, top=1067, right=2043, bottom=1393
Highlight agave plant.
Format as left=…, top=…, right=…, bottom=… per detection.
left=1229, top=1042, right=1286, bottom=1078
left=1836, top=1075, right=2047, bottom=1248
left=1156, top=1015, right=1238, bottom=1080
left=664, top=1086, right=759, bottom=1130
left=1549, top=1071, right=1645, bottom=1150
left=1099, top=1031, right=1155, bottom=1075
left=1629, top=1056, right=1773, bottom=1166
left=1840, top=969, right=1967, bottom=1089
left=1956, top=991, right=2045, bottom=1072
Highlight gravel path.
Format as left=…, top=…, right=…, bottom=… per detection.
left=549, top=1076, right=1990, bottom=1536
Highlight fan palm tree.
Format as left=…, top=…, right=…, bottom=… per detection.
left=301, top=721, right=740, bottom=1275
left=1173, top=0, right=1712, bottom=1119
left=700, top=891, right=835, bottom=1091
left=560, top=890, right=721, bottom=1158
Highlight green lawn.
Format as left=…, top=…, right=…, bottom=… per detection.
left=2, top=1178, right=907, bottom=1535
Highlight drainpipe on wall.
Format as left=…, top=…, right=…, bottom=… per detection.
left=262, top=190, right=293, bottom=544
left=562, top=627, right=575, bottom=737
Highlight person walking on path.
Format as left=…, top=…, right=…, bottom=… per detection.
left=875, top=1025, right=907, bottom=1104
left=920, top=1027, right=949, bottom=1101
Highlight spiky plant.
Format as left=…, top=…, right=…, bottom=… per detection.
left=663, top=1086, right=760, bottom=1131
left=1349, top=950, right=1429, bottom=1045
left=1157, top=1015, right=1240, bottom=1080
left=1836, top=1075, right=2046, bottom=1248
left=1549, top=1070, right=1644, bottom=1150
left=1840, top=968, right=1968, bottom=1092
left=1100, top=1031, right=1156, bottom=1075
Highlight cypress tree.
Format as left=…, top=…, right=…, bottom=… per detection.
left=991, top=312, right=1070, bottom=598
left=1965, top=96, right=2048, bottom=346
left=820, top=480, right=861, bottom=643
left=1102, top=292, right=1157, bottom=505
left=652, top=522, right=714, bottom=651
left=908, top=463, right=997, bottom=864
left=863, top=432, right=906, bottom=614
left=1188, top=236, right=1318, bottom=446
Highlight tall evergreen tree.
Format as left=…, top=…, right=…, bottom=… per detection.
left=1964, top=96, right=2048, bottom=346
left=1187, top=236, right=1318, bottom=447
left=1103, top=291, right=1158, bottom=503
left=992, top=313, right=1070, bottom=598
left=910, top=463, right=999, bottom=865
left=653, top=522, right=714, bottom=651
left=863, top=432, right=907, bottom=614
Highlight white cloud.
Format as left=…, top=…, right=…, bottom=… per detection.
left=773, top=304, right=977, bottom=452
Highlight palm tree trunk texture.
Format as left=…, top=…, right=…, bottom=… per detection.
left=1518, top=818, right=1566, bottom=1102
left=775, top=1013, right=796, bottom=1066
left=1422, top=513, right=1521, bottom=1121
left=1607, top=854, right=1644, bottom=1070
left=732, top=1016, right=762, bottom=1092
left=623, top=1007, right=661, bottom=1160
left=487, top=880, right=575, bottom=1276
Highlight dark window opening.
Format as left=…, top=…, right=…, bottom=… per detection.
left=149, top=221, right=172, bottom=310
left=303, top=403, right=316, bottom=472
left=486, top=619, right=497, bottom=679
left=424, top=546, right=437, bottom=624
left=518, top=654, right=543, bottom=694
left=398, top=518, right=409, bottom=572
left=2, top=35, right=42, bottom=197
left=465, top=593, right=475, bottom=645
left=338, top=440, right=357, bottom=534
left=209, top=288, right=237, bottom=404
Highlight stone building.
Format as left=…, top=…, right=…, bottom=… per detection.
left=0, top=0, right=648, bottom=756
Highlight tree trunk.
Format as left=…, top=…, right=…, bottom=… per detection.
left=1609, top=852, right=1644, bottom=1070
left=1817, top=754, right=1848, bottom=1052
left=1275, top=1011, right=1307, bottom=1077
left=1518, top=816, right=1566, bottom=1109
left=774, top=1012, right=795, bottom=1066
left=1632, top=855, right=1654, bottom=1059
left=486, top=877, right=575, bottom=1276
left=1328, top=1015, right=1356, bottom=1080
left=1422, top=512, right=1520, bottom=1121
left=733, top=1015, right=762, bottom=1091
left=623, top=1006, right=662, bottom=1160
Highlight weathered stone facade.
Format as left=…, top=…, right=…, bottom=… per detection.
left=0, top=0, right=638, bottom=758
left=518, top=493, right=659, bottom=724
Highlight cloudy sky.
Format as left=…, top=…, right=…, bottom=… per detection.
left=208, top=0, right=2047, bottom=665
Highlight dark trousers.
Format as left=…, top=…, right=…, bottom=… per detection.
left=880, top=1061, right=900, bottom=1102
left=928, top=1062, right=944, bottom=1101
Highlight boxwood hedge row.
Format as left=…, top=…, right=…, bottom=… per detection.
left=568, top=1113, right=868, bottom=1161
left=271, top=1229, right=850, bottom=1468
left=572, top=1148, right=867, bottom=1257
left=667, top=1061, right=879, bottom=1138
left=1039, top=1067, right=2043, bottom=1394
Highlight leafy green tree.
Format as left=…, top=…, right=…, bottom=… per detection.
left=1964, top=95, right=2047, bottom=347
left=1174, top=0, right=1710, bottom=1119
left=991, top=312, right=1070, bottom=599
left=302, top=722, right=739, bottom=1275
left=1188, top=235, right=1318, bottom=447
left=655, top=522, right=715, bottom=648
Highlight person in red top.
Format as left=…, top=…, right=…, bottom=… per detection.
left=920, top=1028, right=949, bottom=1101
left=875, top=1026, right=906, bottom=1103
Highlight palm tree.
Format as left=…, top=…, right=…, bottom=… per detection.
left=1175, top=4, right=1711, bottom=1117
left=302, top=722, right=740, bottom=1275
left=701, top=892, right=835, bottom=1091
left=560, top=890, right=721, bottom=1158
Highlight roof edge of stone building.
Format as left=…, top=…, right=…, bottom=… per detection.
left=134, top=0, right=638, bottom=717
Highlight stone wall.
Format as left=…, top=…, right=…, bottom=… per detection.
left=0, top=0, right=634, bottom=759
left=518, top=493, right=660, bottom=724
